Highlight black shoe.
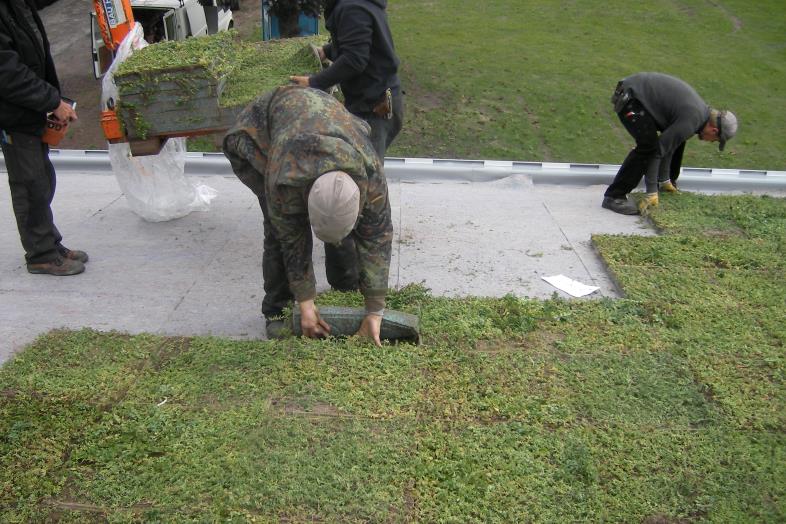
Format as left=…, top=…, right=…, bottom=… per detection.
left=265, top=318, right=289, bottom=340
left=602, top=196, right=639, bottom=215
left=27, top=256, right=85, bottom=276
left=58, top=246, right=89, bottom=263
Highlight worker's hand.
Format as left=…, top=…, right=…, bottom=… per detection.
left=299, top=299, right=331, bottom=339
left=638, top=192, right=659, bottom=213
left=659, top=180, right=679, bottom=193
left=355, top=313, right=383, bottom=347
left=52, top=100, right=77, bottom=123
left=309, top=43, right=327, bottom=64
left=289, top=75, right=310, bottom=87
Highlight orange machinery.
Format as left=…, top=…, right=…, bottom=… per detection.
left=92, top=0, right=216, bottom=155
left=92, top=0, right=135, bottom=142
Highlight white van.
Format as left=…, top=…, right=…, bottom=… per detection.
left=91, top=0, right=233, bottom=78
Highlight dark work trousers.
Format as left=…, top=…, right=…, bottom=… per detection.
left=604, top=98, right=660, bottom=198
left=353, top=89, right=404, bottom=160
left=323, top=89, right=405, bottom=294
left=324, top=237, right=360, bottom=292
left=1, top=132, right=63, bottom=263
left=258, top=195, right=296, bottom=318
left=258, top=192, right=359, bottom=317
left=668, top=141, right=685, bottom=185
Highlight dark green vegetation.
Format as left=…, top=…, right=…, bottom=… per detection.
left=2, top=193, right=784, bottom=521
left=388, top=0, right=786, bottom=170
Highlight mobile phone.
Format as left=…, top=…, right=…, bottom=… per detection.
left=61, top=96, right=76, bottom=111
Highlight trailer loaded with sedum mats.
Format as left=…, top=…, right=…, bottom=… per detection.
left=109, top=31, right=325, bottom=155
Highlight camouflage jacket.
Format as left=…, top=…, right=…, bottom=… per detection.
left=223, top=86, right=392, bottom=311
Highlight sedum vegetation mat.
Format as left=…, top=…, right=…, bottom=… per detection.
left=113, top=31, right=325, bottom=138
left=1, top=192, right=784, bottom=521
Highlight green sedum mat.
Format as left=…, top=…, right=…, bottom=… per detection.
left=115, top=31, right=326, bottom=108
left=113, top=31, right=326, bottom=139
left=1, top=192, right=784, bottom=521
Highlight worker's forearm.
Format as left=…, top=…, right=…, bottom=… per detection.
left=290, top=279, right=317, bottom=304
left=309, top=56, right=362, bottom=90
left=363, top=292, right=386, bottom=315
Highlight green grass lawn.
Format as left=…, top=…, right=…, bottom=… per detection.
left=387, top=0, right=786, bottom=170
left=3, top=1, right=785, bottom=521
left=2, top=191, right=785, bottom=520
left=193, top=1, right=786, bottom=170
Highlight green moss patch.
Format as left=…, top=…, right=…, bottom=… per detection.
left=112, top=32, right=325, bottom=138
left=2, top=193, right=785, bottom=521
left=115, top=31, right=325, bottom=109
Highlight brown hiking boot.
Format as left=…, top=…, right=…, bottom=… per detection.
left=58, top=246, right=89, bottom=263
left=27, top=256, right=85, bottom=276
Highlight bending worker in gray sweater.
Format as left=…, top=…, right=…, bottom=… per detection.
left=603, top=72, right=738, bottom=215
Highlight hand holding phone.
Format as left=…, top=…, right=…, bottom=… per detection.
left=53, top=98, right=77, bottom=123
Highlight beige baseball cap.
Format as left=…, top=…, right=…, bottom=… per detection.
left=308, top=171, right=360, bottom=244
left=712, top=109, right=738, bottom=151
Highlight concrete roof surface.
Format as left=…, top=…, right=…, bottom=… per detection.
left=0, top=167, right=657, bottom=364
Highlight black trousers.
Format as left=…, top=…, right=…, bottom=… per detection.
left=1, top=131, right=62, bottom=263
left=604, top=98, right=660, bottom=198
left=258, top=196, right=360, bottom=319
left=667, top=141, right=685, bottom=185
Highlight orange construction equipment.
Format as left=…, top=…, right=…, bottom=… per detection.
left=92, top=0, right=135, bottom=52
left=100, top=110, right=124, bottom=141
left=91, top=0, right=234, bottom=154
left=93, top=0, right=135, bottom=144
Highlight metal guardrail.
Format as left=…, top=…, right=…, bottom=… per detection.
left=2, top=149, right=786, bottom=192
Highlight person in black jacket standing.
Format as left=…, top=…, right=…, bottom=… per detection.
left=290, top=0, right=403, bottom=160
left=0, top=0, right=87, bottom=275
left=290, top=0, right=402, bottom=296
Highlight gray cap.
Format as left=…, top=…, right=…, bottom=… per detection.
left=713, top=109, right=738, bottom=151
left=308, top=171, right=360, bottom=244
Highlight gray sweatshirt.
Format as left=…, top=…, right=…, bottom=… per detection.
left=622, top=72, right=710, bottom=192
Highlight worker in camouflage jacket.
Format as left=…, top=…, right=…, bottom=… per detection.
left=223, top=86, right=393, bottom=346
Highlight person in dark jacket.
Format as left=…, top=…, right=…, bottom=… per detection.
left=223, top=86, right=393, bottom=346
left=290, top=0, right=401, bottom=298
left=1, top=0, right=87, bottom=275
left=290, top=0, right=403, bottom=159
left=603, top=72, right=738, bottom=215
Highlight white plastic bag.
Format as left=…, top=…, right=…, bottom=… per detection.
left=108, top=138, right=217, bottom=222
left=101, top=23, right=217, bottom=222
